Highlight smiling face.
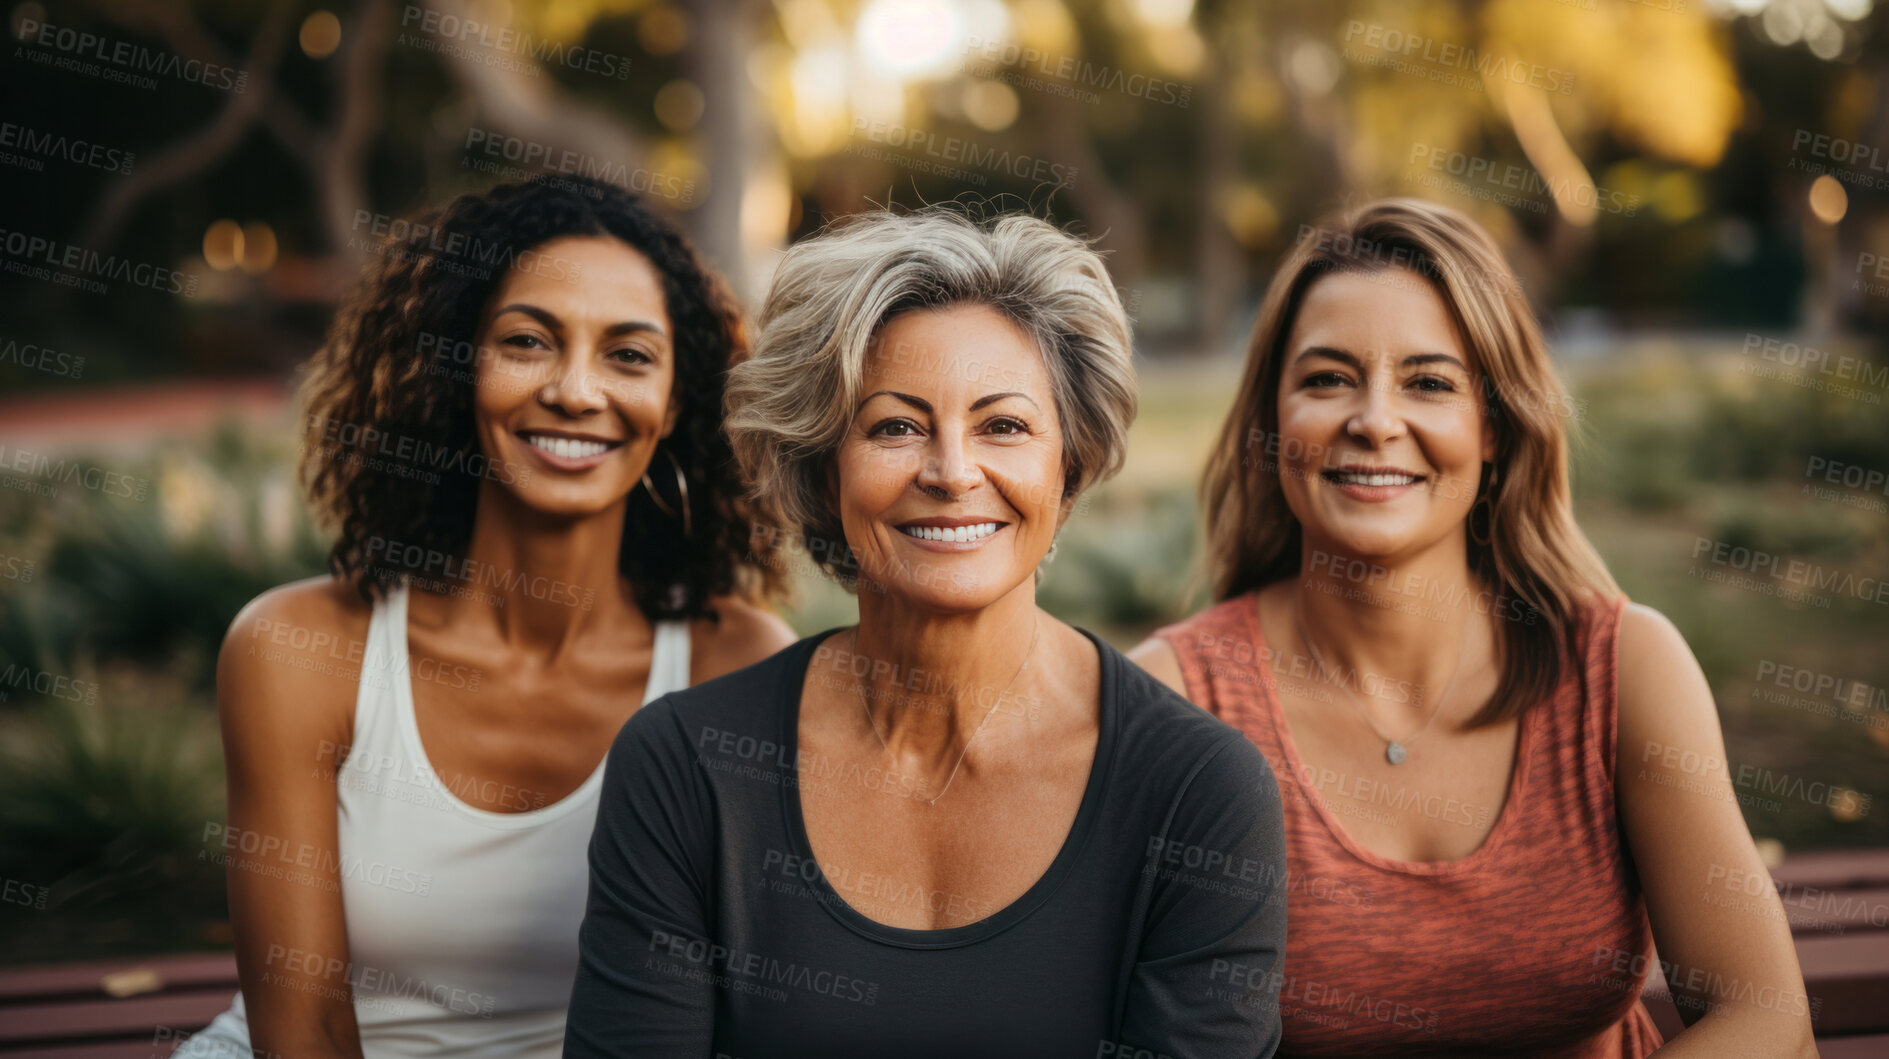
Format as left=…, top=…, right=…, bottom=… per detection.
left=471, top=234, right=678, bottom=520
left=834, top=303, right=1067, bottom=611
left=1274, top=269, right=1496, bottom=563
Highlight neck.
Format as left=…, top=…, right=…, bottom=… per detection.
left=842, top=582, right=1042, bottom=758
left=443, top=481, right=642, bottom=657
left=1290, top=533, right=1485, bottom=717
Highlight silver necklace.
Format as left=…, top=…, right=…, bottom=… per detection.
left=851, top=615, right=1041, bottom=805
left=1290, top=598, right=1468, bottom=765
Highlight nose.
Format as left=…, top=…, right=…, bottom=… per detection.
left=536, top=348, right=609, bottom=417
left=1345, top=374, right=1406, bottom=448
left=914, top=430, right=982, bottom=499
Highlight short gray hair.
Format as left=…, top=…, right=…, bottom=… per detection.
left=725, top=208, right=1137, bottom=586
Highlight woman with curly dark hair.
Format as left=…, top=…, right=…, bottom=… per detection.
left=175, top=175, right=796, bottom=1059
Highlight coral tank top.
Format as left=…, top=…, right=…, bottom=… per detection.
left=1154, top=590, right=1665, bottom=1057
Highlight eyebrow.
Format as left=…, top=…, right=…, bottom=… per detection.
left=1296, top=346, right=1468, bottom=372
left=860, top=390, right=1040, bottom=414
left=491, top=303, right=669, bottom=339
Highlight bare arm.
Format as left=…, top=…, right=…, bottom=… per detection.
left=216, top=578, right=369, bottom=1058
left=1614, top=603, right=1817, bottom=1058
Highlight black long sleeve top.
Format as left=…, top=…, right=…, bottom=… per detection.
left=565, top=626, right=1287, bottom=1058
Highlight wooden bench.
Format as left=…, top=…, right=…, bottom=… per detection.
left=3, top=852, right=1885, bottom=1055
left=0, top=953, right=237, bottom=1057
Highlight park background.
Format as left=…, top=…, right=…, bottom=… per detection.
left=0, top=0, right=1885, bottom=985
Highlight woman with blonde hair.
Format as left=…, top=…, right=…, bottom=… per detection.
left=565, top=208, right=1287, bottom=1057
left=1130, top=199, right=1815, bottom=1057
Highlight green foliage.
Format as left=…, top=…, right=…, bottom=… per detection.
left=1038, top=487, right=1203, bottom=630
left=0, top=689, right=224, bottom=907
left=0, top=686, right=230, bottom=963
left=0, top=420, right=320, bottom=962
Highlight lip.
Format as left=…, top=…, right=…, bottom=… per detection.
left=518, top=429, right=622, bottom=443
left=515, top=429, right=624, bottom=471
left=1324, top=463, right=1424, bottom=477
left=895, top=517, right=1008, bottom=551
left=897, top=516, right=1009, bottom=529
left=1319, top=465, right=1428, bottom=503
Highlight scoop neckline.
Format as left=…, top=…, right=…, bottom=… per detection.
left=776, top=624, right=1117, bottom=949
left=389, top=583, right=657, bottom=831
left=1240, top=589, right=1534, bottom=877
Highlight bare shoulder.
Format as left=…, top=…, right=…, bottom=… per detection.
left=1613, top=600, right=1719, bottom=759
left=218, top=575, right=371, bottom=728
left=1618, top=600, right=1691, bottom=661
left=688, top=594, right=799, bottom=683
left=1125, top=634, right=1189, bottom=699
left=1616, top=601, right=1703, bottom=703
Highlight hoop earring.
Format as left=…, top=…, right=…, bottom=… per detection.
left=641, top=446, right=693, bottom=539
left=1470, top=463, right=1497, bottom=548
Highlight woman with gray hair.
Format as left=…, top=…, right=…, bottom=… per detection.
left=564, top=208, right=1286, bottom=1058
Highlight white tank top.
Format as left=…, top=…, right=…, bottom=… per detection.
left=180, top=583, right=690, bottom=1058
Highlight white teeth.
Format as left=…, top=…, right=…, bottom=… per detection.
left=525, top=435, right=610, bottom=460
left=900, top=522, right=1000, bottom=542
left=1328, top=471, right=1422, bottom=487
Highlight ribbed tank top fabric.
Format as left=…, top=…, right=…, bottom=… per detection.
left=1152, top=591, right=1663, bottom=1057
left=175, top=583, right=691, bottom=1058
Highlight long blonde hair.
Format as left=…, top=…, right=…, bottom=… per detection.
left=1199, top=199, right=1617, bottom=727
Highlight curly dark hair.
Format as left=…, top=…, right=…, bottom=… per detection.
left=298, top=174, right=786, bottom=622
